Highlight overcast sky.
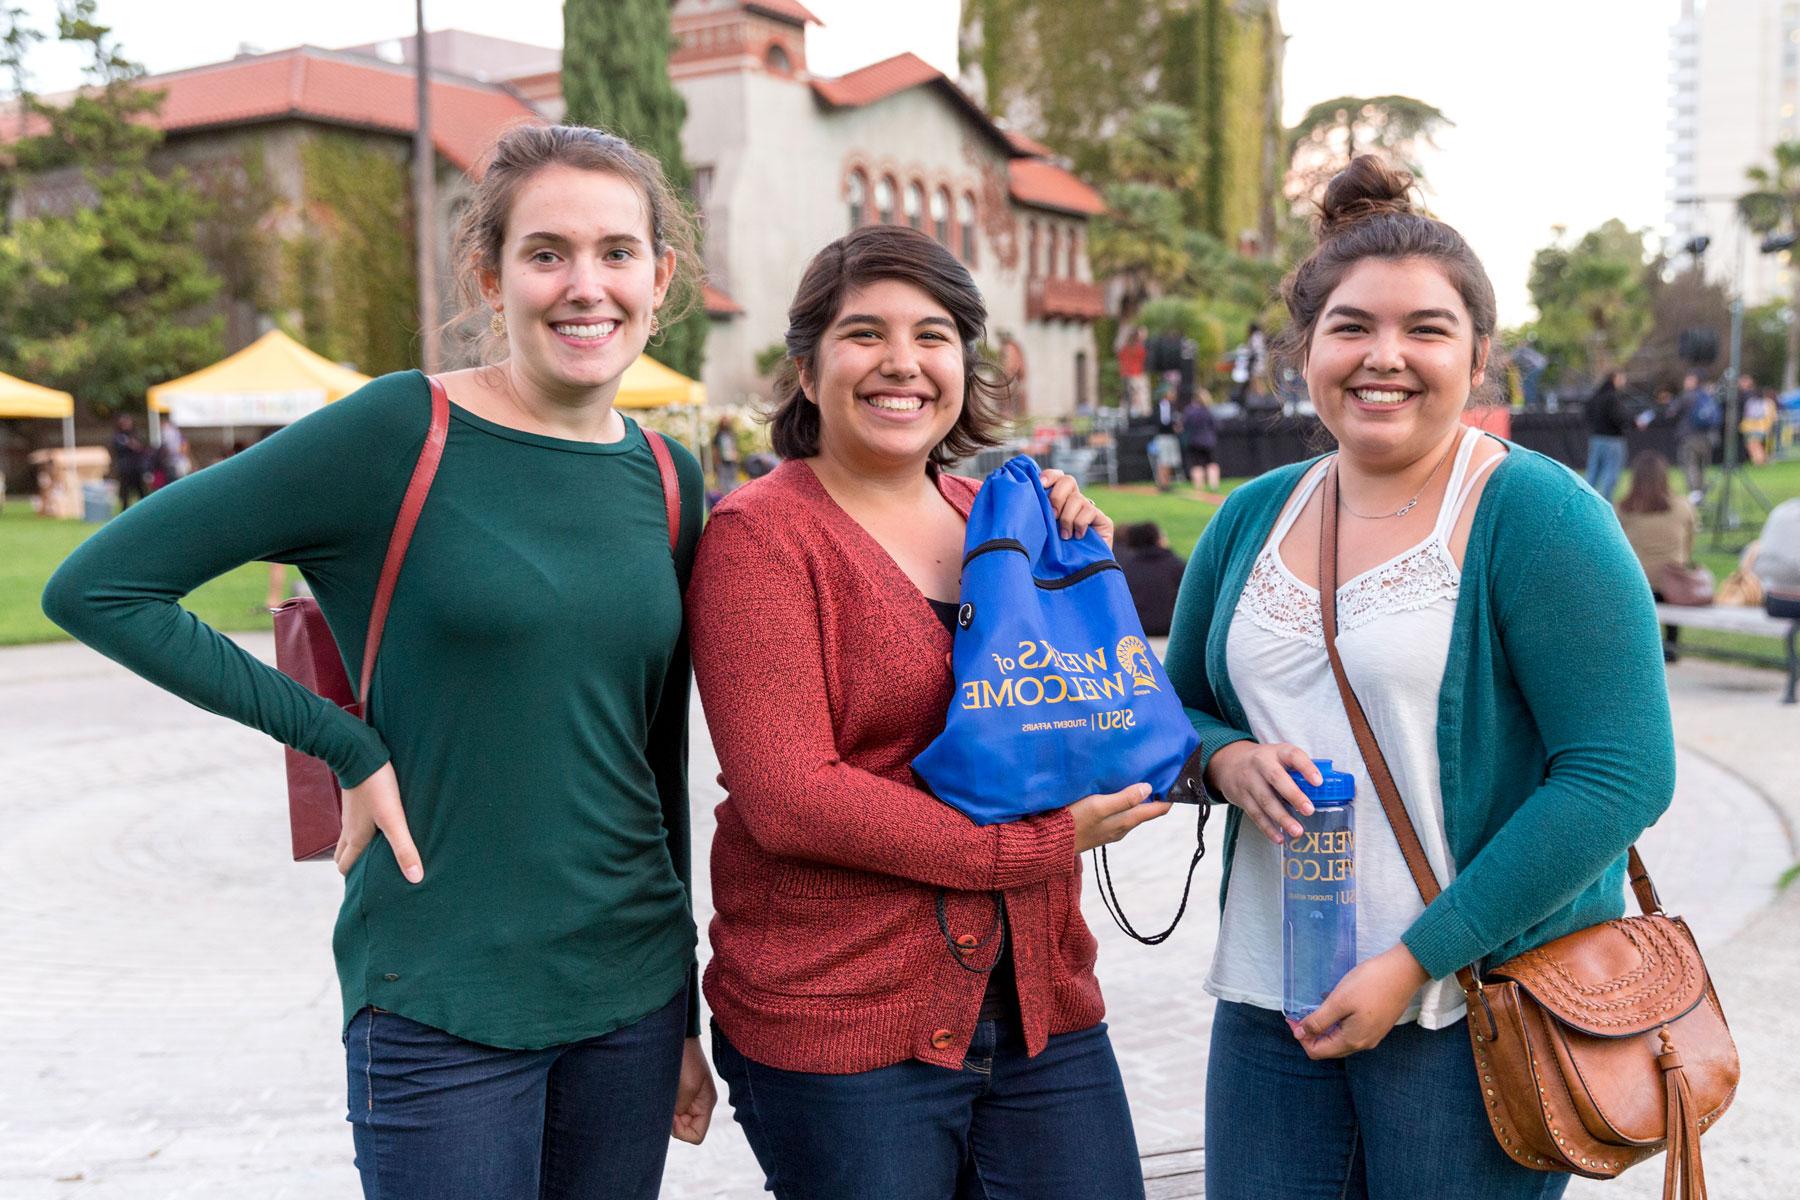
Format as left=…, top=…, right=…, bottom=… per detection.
left=11, top=0, right=1677, bottom=325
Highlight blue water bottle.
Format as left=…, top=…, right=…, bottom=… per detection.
left=1282, top=759, right=1356, bottom=1022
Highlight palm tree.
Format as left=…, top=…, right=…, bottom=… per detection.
left=1738, top=140, right=1800, bottom=391
left=1285, top=95, right=1451, bottom=207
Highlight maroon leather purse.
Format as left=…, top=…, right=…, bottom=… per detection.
left=273, top=377, right=683, bottom=861
left=1317, top=463, right=1737, bottom=1198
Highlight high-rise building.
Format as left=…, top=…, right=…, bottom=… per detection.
left=1669, top=0, right=1796, bottom=307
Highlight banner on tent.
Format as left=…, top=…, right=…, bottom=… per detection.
left=163, top=389, right=328, bottom=427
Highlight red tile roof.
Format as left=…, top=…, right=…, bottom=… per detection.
left=703, top=283, right=744, bottom=316
left=1003, top=128, right=1056, bottom=158
left=125, top=48, right=539, bottom=172
left=809, top=51, right=943, bottom=109
left=746, top=0, right=822, bottom=25
left=1008, top=158, right=1106, bottom=216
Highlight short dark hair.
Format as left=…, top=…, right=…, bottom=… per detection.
left=765, top=225, right=1010, bottom=467
left=1121, top=521, right=1162, bottom=550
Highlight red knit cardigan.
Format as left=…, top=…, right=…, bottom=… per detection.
left=688, top=459, right=1105, bottom=1075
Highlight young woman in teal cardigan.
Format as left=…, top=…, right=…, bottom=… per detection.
left=1165, top=157, right=1675, bottom=1199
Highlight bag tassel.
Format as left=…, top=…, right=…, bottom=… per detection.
left=1658, top=1027, right=1708, bottom=1200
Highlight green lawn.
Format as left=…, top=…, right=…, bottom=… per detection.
left=0, top=503, right=276, bottom=646
left=5, top=458, right=1798, bottom=671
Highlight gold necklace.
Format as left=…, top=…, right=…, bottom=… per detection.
left=1337, top=434, right=1459, bottom=520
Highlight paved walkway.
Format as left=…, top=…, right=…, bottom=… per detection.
left=0, top=637, right=1791, bottom=1198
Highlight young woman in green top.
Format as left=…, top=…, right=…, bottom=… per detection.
left=44, top=124, right=717, bottom=1199
left=1165, top=157, right=1675, bottom=1198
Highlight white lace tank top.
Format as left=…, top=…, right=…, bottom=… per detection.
left=1204, top=426, right=1500, bottom=1029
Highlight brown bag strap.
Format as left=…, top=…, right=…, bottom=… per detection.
left=358, top=375, right=450, bottom=714
left=1315, top=461, right=1661, bottom=1000
left=641, top=428, right=681, bottom=554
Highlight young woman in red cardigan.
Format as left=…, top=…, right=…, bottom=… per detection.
left=688, top=225, right=1170, bottom=1199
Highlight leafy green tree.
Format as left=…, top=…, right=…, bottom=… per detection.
left=1088, top=182, right=1190, bottom=312
left=561, top=0, right=704, bottom=379
left=1525, top=219, right=1654, bottom=385
left=0, top=1, right=221, bottom=417
left=1286, top=95, right=1451, bottom=208
left=1738, top=140, right=1800, bottom=390
left=964, top=0, right=1283, bottom=249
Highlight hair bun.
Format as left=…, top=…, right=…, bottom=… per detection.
left=1317, top=155, right=1416, bottom=237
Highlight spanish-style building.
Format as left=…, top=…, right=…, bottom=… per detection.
left=9, top=5, right=1108, bottom=417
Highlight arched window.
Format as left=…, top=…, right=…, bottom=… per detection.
left=1027, top=219, right=1041, bottom=279
left=958, top=192, right=977, bottom=263
left=875, top=176, right=896, bottom=225
left=765, top=44, right=791, bottom=74
left=1047, top=225, right=1061, bottom=279
left=1068, top=226, right=1080, bottom=278
left=931, top=187, right=951, bottom=244
left=904, top=181, right=925, bottom=230
left=846, top=170, right=867, bottom=231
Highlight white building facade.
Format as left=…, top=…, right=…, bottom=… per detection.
left=670, top=0, right=1105, bottom=417
left=1669, top=0, right=1799, bottom=305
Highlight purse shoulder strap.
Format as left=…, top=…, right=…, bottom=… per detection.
left=641, top=427, right=681, bottom=554
left=358, top=375, right=451, bottom=714
left=1315, top=461, right=1661, bottom=998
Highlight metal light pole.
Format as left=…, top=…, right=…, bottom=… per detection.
left=413, top=0, right=440, bottom=372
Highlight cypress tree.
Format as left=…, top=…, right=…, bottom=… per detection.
left=561, top=0, right=705, bottom=379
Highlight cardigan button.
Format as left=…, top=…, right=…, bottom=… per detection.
left=930, top=1028, right=955, bottom=1050
left=955, top=934, right=979, bottom=956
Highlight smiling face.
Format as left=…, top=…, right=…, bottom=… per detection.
left=798, top=277, right=966, bottom=472
left=479, top=163, right=675, bottom=403
left=1304, top=256, right=1489, bottom=470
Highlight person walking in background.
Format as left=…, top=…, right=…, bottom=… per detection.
left=1165, top=156, right=1673, bottom=1200
left=1150, top=375, right=1184, bottom=491
left=1182, top=387, right=1221, bottom=492
left=1118, top=521, right=1186, bottom=637
left=1616, top=451, right=1699, bottom=659
left=107, top=414, right=147, bottom=509
left=1117, top=324, right=1149, bottom=416
left=1673, top=372, right=1718, bottom=501
left=711, top=412, right=742, bottom=494
left=148, top=419, right=190, bottom=492
left=44, top=123, right=717, bottom=1200
left=690, top=225, right=1161, bottom=1200
left=1583, top=370, right=1631, bottom=501
left=1741, top=385, right=1775, bottom=466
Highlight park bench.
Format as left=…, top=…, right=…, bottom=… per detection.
left=1655, top=603, right=1799, bottom=704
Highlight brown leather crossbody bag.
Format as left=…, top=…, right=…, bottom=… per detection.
left=1316, top=462, right=1738, bottom=1198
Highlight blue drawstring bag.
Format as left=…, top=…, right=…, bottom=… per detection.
left=914, top=456, right=1202, bottom=826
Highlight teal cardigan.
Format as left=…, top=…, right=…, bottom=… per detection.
left=1163, top=442, right=1676, bottom=981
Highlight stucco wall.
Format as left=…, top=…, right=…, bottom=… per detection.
left=678, top=70, right=1099, bottom=418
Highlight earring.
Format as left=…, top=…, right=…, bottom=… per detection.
left=490, top=310, right=505, bottom=337
left=649, top=312, right=663, bottom=339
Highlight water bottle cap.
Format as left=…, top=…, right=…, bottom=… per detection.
left=1286, top=759, right=1356, bottom=807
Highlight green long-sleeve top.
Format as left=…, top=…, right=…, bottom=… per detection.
left=43, top=371, right=704, bottom=1049
left=1163, top=442, right=1677, bottom=980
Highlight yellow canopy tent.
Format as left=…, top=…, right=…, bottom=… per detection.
left=0, top=370, right=76, bottom=449
left=147, top=330, right=370, bottom=439
left=614, top=354, right=706, bottom=409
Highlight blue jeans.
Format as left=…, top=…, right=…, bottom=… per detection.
left=344, top=986, right=687, bottom=1200
left=1205, top=1000, right=1569, bottom=1200
left=1584, top=434, right=1626, bottom=502
left=712, top=1018, right=1145, bottom=1200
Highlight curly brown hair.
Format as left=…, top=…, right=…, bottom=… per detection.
left=766, top=225, right=1011, bottom=467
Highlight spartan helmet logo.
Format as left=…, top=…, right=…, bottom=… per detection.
left=1116, top=636, right=1158, bottom=695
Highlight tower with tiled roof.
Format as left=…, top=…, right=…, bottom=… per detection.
left=670, top=0, right=818, bottom=83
